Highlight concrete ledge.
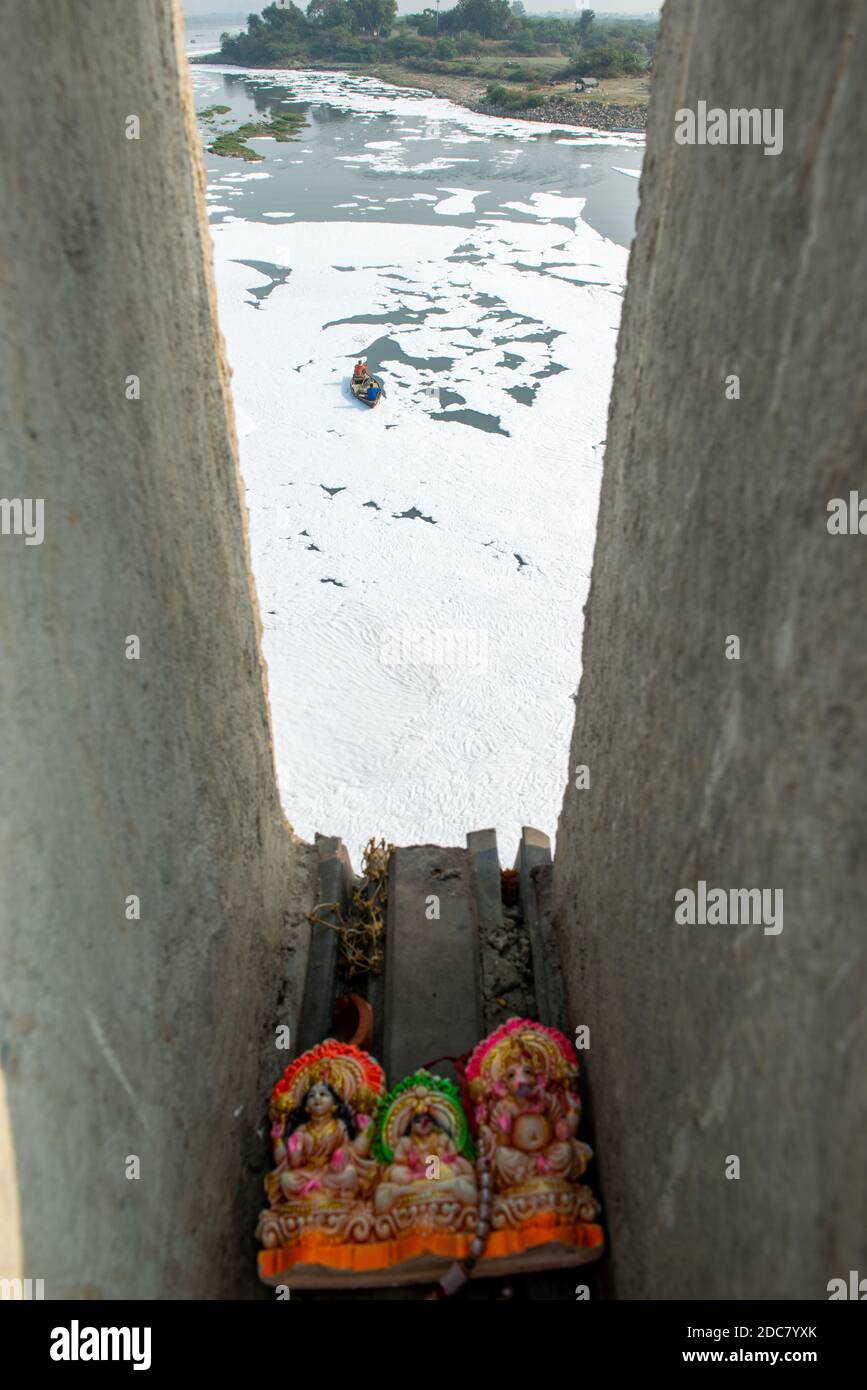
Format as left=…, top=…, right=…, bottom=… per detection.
left=469, top=828, right=536, bottom=1029
left=515, top=828, right=567, bottom=1031
left=296, top=836, right=355, bottom=1053
left=384, top=846, right=482, bottom=1086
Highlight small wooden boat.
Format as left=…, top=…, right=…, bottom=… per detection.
left=350, top=371, right=384, bottom=408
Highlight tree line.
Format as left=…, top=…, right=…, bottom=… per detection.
left=215, top=3, right=657, bottom=77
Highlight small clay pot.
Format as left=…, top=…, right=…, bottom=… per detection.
left=500, top=868, right=520, bottom=907
left=331, top=993, right=374, bottom=1050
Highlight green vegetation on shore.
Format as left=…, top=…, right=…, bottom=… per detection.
left=199, top=3, right=656, bottom=94
left=483, top=81, right=543, bottom=111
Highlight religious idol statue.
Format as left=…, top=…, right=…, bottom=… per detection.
left=372, top=1072, right=478, bottom=1237
left=256, top=1024, right=605, bottom=1289
left=256, top=1040, right=384, bottom=1274
left=466, top=1018, right=604, bottom=1270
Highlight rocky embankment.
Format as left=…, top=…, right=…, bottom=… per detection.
left=473, top=97, right=647, bottom=133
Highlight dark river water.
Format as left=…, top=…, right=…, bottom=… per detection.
left=191, top=63, right=642, bottom=248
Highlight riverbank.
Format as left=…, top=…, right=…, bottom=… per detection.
left=472, top=95, right=646, bottom=133
left=371, top=63, right=648, bottom=132
left=192, top=53, right=648, bottom=134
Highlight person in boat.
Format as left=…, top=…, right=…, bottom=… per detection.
left=353, top=360, right=368, bottom=381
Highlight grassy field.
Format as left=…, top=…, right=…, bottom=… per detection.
left=350, top=59, right=649, bottom=112
left=574, top=75, right=651, bottom=106
left=357, top=34, right=651, bottom=110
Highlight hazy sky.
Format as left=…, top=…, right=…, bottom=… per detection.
left=182, top=2, right=661, bottom=15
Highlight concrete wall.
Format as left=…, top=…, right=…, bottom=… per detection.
left=0, top=1, right=315, bottom=1297
left=553, top=0, right=867, bottom=1299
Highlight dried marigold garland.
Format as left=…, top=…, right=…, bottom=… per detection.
left=306, top=836, right=392, bottom=977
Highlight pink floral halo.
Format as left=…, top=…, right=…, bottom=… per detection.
left=466, top=1017, right=577, bottom=1084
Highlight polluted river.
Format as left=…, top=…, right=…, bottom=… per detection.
left=191, top=60, right=643, bottom=863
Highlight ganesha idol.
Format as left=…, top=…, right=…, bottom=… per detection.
left=466, top=1018, right=605, bottom=1272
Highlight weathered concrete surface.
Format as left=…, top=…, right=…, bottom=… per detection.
left=0, top=1, right=316, bottom=1297
left=468, top=830, right=535, bottom=1033
left=515, top=828, right=567, bottom=1033
left=296, top=836, right=354, bottom=1054
left=552, top=0, right=867, bottom=1299
left=385, top=847, right=482, bottom=1085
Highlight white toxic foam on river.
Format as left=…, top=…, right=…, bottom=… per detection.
left=201, top=69, right=633, bottom=864
left=433, top=188, right=489, bottom=216
left=196, top=63, right=646, bottom=148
